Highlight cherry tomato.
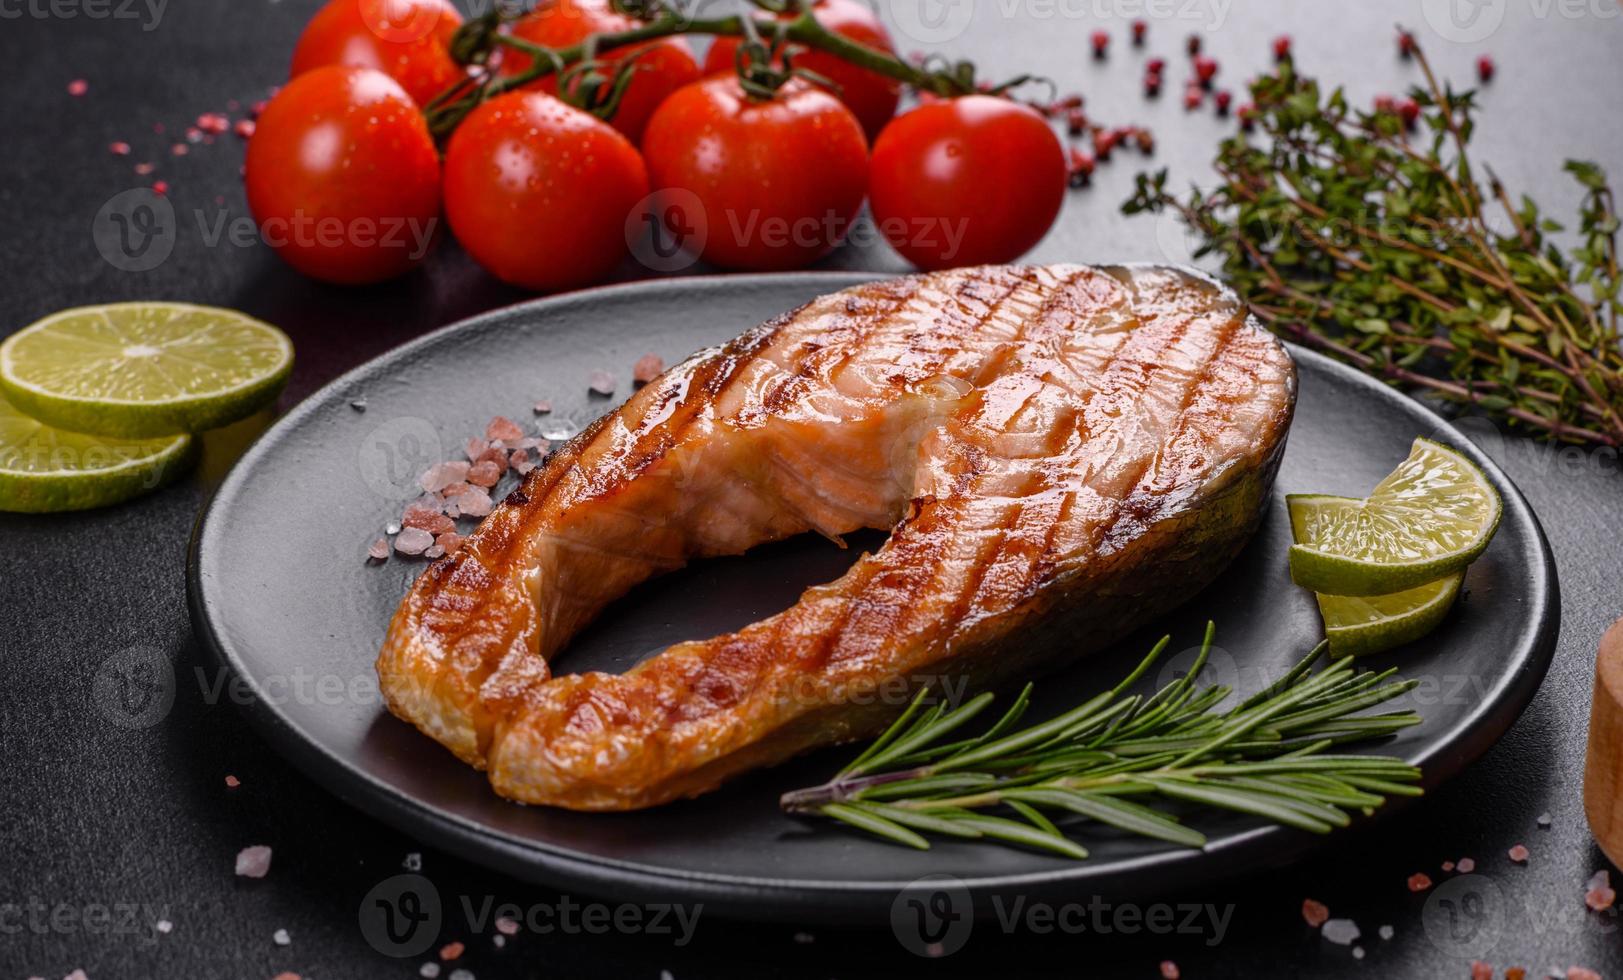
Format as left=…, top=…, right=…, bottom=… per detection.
left=290, top=0, right=463, bottom=109
left=504, top=0, right=701, bottom=145
left=245, top=66, right=442, bottom=285
left=641, top=75, right=868, bottom=271
left=443, top=91, right=649, bottom=292
left=869, top=96, right=1067, bottom=270
left=703, top=0, right=901, bottom=142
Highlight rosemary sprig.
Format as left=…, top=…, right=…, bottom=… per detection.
left=781, top=624, right=1423, bottom=857
left=1123, top=33, right=1623, bottom=446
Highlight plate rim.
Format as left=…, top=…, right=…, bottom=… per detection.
left=187, top=270, right=1560, bottom=922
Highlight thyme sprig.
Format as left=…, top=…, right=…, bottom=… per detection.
left=781, top=624, right=1423, bottom=857
left=1124, top=34, right=1623, bottom=446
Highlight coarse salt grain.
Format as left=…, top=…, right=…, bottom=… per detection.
left=633, top=354, right=665, bottom=385
left=456, top=489, right=493, bottom=518
left=465, top=437, right=490, bottom=461
left=368, top=537, right=391, bottom=562
left=225, top=774, right=241, bottom=788
left=492, top=935, right=506, bottom=948
left=395, top=527, right=434, bottom=556
left=510, top=449, right=534, bottom=475
left=419, top=965, right=441, bottom=979
left=1506, top=970, right=1526, bottom=980
left=424, top=545, right=445, bottom=559
left=1302, top=899, right=1329, bottom=927
left=476, top=446, right=510, bottom=474
left=1443, top=861, right=1456, bottom=873
left=234, top=119, right=256, bottom=139
left=486, top=416, right=524, bottom=442
left=404, top=852, right=422, bottom=870
left=235, top=845, right=272, bottom=878
left=441, top=941, right=465, bottom=960
left=449, top=971, right=474, bottom=980
left=68, top=79, right=88, bottom=96
left=110, top=141, right=131, bottom=156
left=1568, top=967, right=1601, bottom=980
left=1353, top=947, right=1365, bottom=960
left=588, top=370, right=616, bottom=396
left=1159, top=961, right=1180, bottom=979
left=403, top=506, right=455, bottom=537
left=272, top=974, right=300, bottom=980
left=273, top=928, right=291, bottom=945
left=467, top=461, right=501, bottom=488
left=1457, top=857, right=1476, bottom=873
left=1537, top=813, right=1552, bottom=828
left=134, top=161, right=156, bottom=175
left=419, top=461, right=471, bottom=493
left=1585, top=870, right=1614, bottom=911
left=1508, top=844, right=1530, bottom=863
left=1407, top=873, right=1433, bottom=892
left=533, top=400, right=552, bottom=415
left=1321, top=918, right=1360, bottom=945
left=156, top=919, right=173, bottom=934
left=495, top=916, right=520, bottom=936
left=435, top=532, right=465, bottom=556
left=1378, top=924, right=1394, bottom=940
left=65, top=972, right=89, bottom=980
left=1472, top=962, right=1494, bottom=980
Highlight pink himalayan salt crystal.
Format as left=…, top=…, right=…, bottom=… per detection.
left=1159, top=961, right=1179, bottom=979
left=134, top=161, right=156, bottom=175
left=272, top=974, right=301, bottom=980
left=68, top=78, right=88, bottom=96
left=424, top=545, right=445, bottom=559
left=1457, top=857, right=1476, bottom=873
left=455, top=489, right=493, bottom=518
left=1508, top=844, right=1530, bottom=863
left=402, top=505, right=455, bottom=537
left=465, top=437, right=490, bottom=461
left=234, top=119, right=256, bottom=139
left=516, top=436, right=549, bottom=451
left=1470, top=962, right=1493, bottom=980
left=367, top=537, right=390, bottom=562
left=534, top=400, right=552, bottom=415
left=476, top=446, right=510, bottom=474
left=435, top=532, right=465, bottom=556
left=1407, top=873, right=1433, bottom=892
left=486, top=416, right=524, bottom=442
left=225, top=775, right=241, bottom=788
left=588, top=370, right=616, bottom=395
left=394, top=528, right=434, bottom=556
left=1568, top=969, right=1601, bottom=980
left=633, top=354, right=664, bottom=385
left=1585, top=870, right=1615, bottom=911
left=235, top=845, right=272, bottom=878
left=440, top=482, right=479, bottom=500
left=196, top=112, right=229, bottom=134
left=467, top=460, right=502, bottom=488
left=511, top=449, right=535, bottom=476
left=110, top=141, right=131, bottom=156
left=495, top=916, right=520, bottom=936
left=419, top=461, right=470, bottom=493
left=1302, top=899, right=1329, bottom=928
left=1442, top=861, right=1456, bottom=873
left=441, top=940, right=465, bottom=960
left=65, top=972, right=89, bottom=980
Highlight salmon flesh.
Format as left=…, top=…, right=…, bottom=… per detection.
left=378, top=264, right=1297, bottom=811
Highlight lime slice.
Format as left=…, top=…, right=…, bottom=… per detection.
left=1315, top=573, right=1464, bottom=658
left=0, top=302, right=293, bottom=438
left=1287, top=439, right=1502, bottom=596
left=0, top=391, right=193, bottom=512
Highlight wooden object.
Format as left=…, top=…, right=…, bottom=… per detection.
left=1584, top=617, right=1623, bottom=868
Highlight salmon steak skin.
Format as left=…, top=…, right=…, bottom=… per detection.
left=377, top=264, right=1297, bottom=811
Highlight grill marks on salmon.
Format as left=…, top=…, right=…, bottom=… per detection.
left=378, top=264, right=1297, bottom=810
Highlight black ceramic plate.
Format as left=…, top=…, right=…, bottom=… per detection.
left=189, top=272, right=1558, bottom=924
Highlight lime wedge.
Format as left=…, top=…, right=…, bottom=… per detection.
left=1315, top=573, right=1464, bottom=658
left=0, top=391, right=194, bottom=512
left=1286, top=439, right=1502, bottom=596
left=0, top=302, right=293, bottom=438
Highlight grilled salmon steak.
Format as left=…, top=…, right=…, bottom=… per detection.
left=378, top=264, right=1296, bottom=810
